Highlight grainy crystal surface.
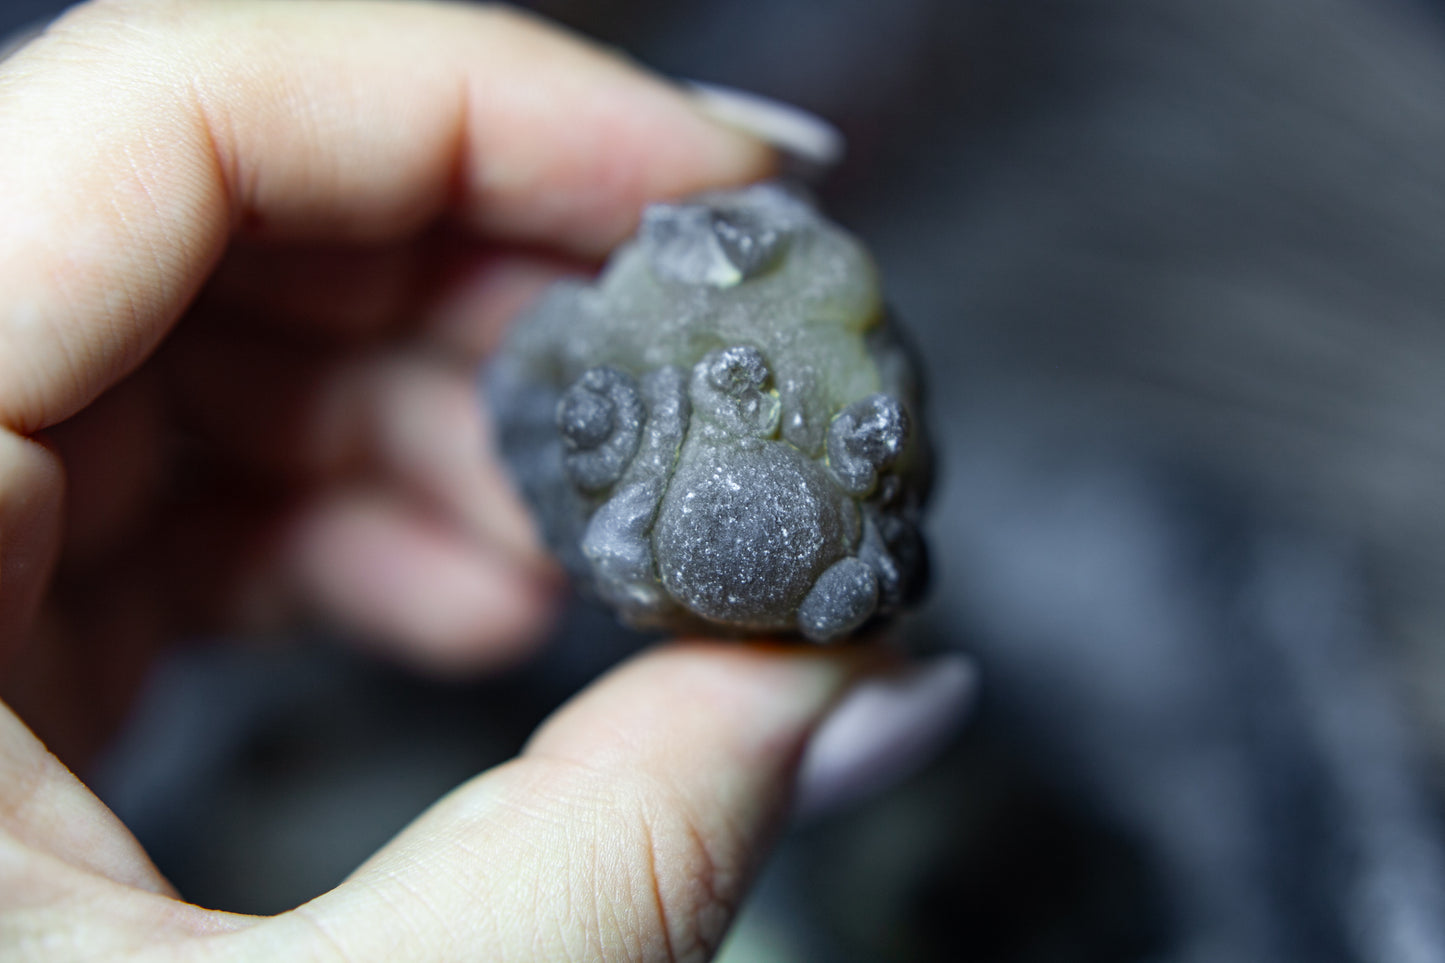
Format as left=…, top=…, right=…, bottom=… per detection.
left=486, top=183, right=931, bottom=641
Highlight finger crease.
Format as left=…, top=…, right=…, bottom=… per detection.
left=292, top=904, right=358, bottom=963
left=640, top=814, right=678, bottom=963
left=187, top=75, right=240, bottom=234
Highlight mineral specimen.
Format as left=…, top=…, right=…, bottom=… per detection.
left=486, top=183, right=930, bottom=641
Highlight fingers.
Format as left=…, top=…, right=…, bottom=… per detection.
left=202, top=235, right=585, bottom=351
left=161, top=326, right=545, bottom=563
left=2, top=643, right=962, bottom=962
left=262, top=643, right=865, bottom=962
left=277, top=489, right=561, bottom=674
left=0, top=0, right=773, bottom=434
left=24, top=309, right=560, bottom=680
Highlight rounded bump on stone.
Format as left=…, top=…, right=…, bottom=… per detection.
left=691, top=346, right=782, bottom=438
left=826, top=393, right=910, bottom=496
left=641, top=201, right=790, bottom=287
left=798, top=557, right=880, bottom=642
left=654, top=443, right=852, bottom=629
left=558, top=366, right=645, bottom=494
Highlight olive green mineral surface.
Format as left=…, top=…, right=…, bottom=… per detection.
left=486, top=183, right=930, bottom=641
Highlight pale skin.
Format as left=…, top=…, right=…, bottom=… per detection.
left=0, top=2, right=888, bottom=960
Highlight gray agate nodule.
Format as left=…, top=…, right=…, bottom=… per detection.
left=486, top=183, right=931, bottom=642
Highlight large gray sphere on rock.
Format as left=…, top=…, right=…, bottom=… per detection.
left=486, top=183, right=931, bottom=642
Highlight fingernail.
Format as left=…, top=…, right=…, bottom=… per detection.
left=684, top=81, right=846, bottom=171
left=794, top=652, right=976, bottom=820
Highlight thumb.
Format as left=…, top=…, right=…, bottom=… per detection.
left=256, top=642, right=865, bottom=962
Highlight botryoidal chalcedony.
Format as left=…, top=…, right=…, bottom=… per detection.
left=486, top=183, right=931, bottom=642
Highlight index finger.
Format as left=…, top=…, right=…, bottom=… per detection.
left=0, top=0, right=772, bottom=433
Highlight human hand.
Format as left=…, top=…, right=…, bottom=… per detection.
left=0, top=3, right=970, bottom=960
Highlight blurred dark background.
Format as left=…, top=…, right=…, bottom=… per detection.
left=11, top=0, right=1445, bottom=960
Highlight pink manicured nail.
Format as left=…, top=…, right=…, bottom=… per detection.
left=684, top=81, right=846, bottom=170
left=794, top=652, right=976, bottom=819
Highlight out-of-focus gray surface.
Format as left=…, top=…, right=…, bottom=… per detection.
left=9, top=0, right=1445, bottom=960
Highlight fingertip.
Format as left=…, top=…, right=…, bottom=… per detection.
left=288, top=642, right=962, bottom=961
left=454, top=16, right=780, bottom=254
left=525, top=642, right=859, bottom=767
left=299, top=642, right=858, bottom=960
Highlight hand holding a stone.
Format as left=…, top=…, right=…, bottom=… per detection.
left=0, top=4, right=970, bottom=960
